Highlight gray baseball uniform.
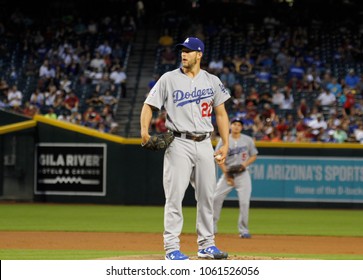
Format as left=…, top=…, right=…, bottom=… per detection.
left=144, top=68, right=230, bottom=254
left=213, top=133, right=258, bottom=236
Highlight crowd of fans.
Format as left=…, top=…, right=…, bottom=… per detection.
left=1, top=1, right=363, bottom=143
left=0, top=2, right=144, bottom=134
left=151, top=4, right=363, bottom=144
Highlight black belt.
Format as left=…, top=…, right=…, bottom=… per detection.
left=173, top=131, right=209, bottom=142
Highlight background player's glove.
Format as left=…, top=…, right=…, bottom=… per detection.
left=141, top=131, right=174, bottom=151
left=226, top=164, right=246, bottom=177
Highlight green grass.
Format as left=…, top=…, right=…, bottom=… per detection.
left=0, top=249, right=161, bottom=260
left=1, top=203, right=362, bottom=260
left=218, top=208, right=363, bottom=237
left=0, top=204, right=165, bottom=232
left=1, top=204, right=362, bottom=236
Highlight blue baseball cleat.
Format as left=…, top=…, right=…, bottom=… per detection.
left=240, top=233, right=252, bottom=239
left=197, top=246, right=228, bottom=259
left=165, top=250, right=189, bottom=260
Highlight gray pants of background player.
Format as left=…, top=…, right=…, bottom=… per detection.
left=163, top=137, right=216, bottom=254
left=213, top=171, right=252, bottom=235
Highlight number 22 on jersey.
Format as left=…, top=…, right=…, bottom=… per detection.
left=201, top=101, right=212, bottom=117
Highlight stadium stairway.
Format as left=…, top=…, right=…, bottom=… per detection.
left=114, top=26, right=159, bottom=138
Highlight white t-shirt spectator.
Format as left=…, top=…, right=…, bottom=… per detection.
left=110, top=69, right=127, bottom=85
left=317, top=91, right=336, bottom=106
left=7, top=87, right=23, bottom=107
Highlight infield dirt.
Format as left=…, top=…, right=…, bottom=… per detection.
left=1, top=231, right=363, bottom=260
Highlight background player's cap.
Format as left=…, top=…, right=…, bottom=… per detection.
left=176, top=37, right=204, bottom=53
left=230, top=117, right=243, bottom=125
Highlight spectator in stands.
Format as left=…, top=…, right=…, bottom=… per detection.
left=333, top=125, right=348, bottom=143
left=270, top=129, right=283, bottom=142
left=307, top=113, right=327, bottom=141
left=287, top=76, right=304, bottom=92
left=88, top=67, right=103, bottom=85
left=96, top=73, right=115, bottom=95
left=326, top=77, right=343, bottom=97
left=275, top=47, right=291, bottom=75
left=69, top=111, right=83, bottom=125
left=316, top=87, right=336, bottom=109
left=112, top=42, right=125, bottom=62
left=288, top=60, right=305, bottom=81
left=160, top=46, right=177, bottom=65
left=57, top=111, right=71, bottom=122
left=24, top=56, right=37, bottom=76
left=22, top=102, right=38, bottom=117
left=83, top=107, right=102, bottom=129
left=259, top=91, right=273, bottom=108
left=252, top=114, right=265, bottom=141
left=279, top=88, right=294, bottom=110
left=208, top=55, right=224, bottom=75
left=283, top=129, right=297, bottom=142
left=344, top=69, right=360, bottom=90
left=86, top=91, right=103, bottom=108
left=158, top=28, right=174, bottom=47
left=44, top=107, right=57, bottom=119
left=87, top=19, right=98, bottom=34
left=96, top=40, right=112, bottom=56
left=353, top=122, right=363, bottom=144
left=66, top=60, right=79, bottom=76
left=52, top=90, right=65, bottom=114
left=29, top=88, right=45, bottom=109
left=261, top=103, right=276, bottom=122
left=230, top=83, right=245, bottom=112
left=295, top=118, right=309, bottom=142
left=219, top=66, right=236, bottom=88
left=354, top=99, right=363, bottom=117
left=0, top=77, right=9, bottom=95
left=342, top=88, right=355, bottom=117
left=90, top=52, right=106, bottom=72
left=320, top=71, right=332, bottom=89
left=110, top=65, right=127, bottom=98
left=39, top=59, right=55, bottom=79
left=59, top=74, right=72, bottom=94
left=100, top=105, right=116, bottom=129
left=297, top=98, right=309, bottom=119
left=63, top=91, right=79, bottom=113
left=271, top=85, right=285, bottom=108
left=235, top=54, right=254, bottom=78
left=0, top=97, right=9, bottom=109
left=245, top=87, right=259, bottom=107
left=99, top=90, right=118, bottom=107
left=255, top=67, right=272, bottom=84
left=255, top=50, right=274, bottom=70
left=7, top=85, right=23, bottom=109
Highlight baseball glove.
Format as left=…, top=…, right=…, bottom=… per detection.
left=226, top=164, right=246, bottom=177
left=141, top=131, right=174, bottom=151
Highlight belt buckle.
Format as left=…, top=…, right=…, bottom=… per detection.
left=193, top=135, right=205, bottom=141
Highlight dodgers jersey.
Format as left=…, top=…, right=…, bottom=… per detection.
left=216, top=134, right=258, bottom=167
left=145, top=68, right=230, bottom=133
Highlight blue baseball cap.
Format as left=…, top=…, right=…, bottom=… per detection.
left=230, top=117, right=243, bottom=125
left=176, top=37, right=204, bottom=53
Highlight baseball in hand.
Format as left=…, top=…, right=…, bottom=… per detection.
left=214, top=154, right=222, bottom=160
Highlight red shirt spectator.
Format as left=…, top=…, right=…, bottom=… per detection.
left=64, top=91, right=79, bottom=112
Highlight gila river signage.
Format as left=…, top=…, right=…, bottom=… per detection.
left=35, top=143, right=106, bottom=196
